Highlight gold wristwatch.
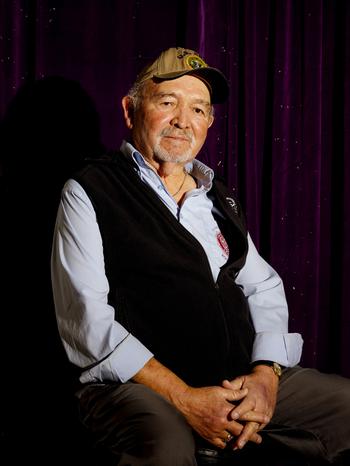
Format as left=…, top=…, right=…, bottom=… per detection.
left=251, top=360, right=283, bottom=379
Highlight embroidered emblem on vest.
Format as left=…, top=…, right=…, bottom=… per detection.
left=225, top=197, right=238, bottom=214
left=217, top=232, right=230, bottom=258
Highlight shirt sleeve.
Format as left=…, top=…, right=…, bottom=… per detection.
left=235, top=233, right=303, bottom=367
left=51, top=179, right=154, bottom=383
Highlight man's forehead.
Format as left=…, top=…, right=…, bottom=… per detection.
left=144, top=75, right=211, bottom=101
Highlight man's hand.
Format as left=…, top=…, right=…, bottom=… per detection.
left=176, top=381, right=268, bottom=449
left=132, top=358, right=268, bottom=450
left=222, top=365, right=279, bottom=450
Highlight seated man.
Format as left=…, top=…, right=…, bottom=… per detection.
left=51, top=47, right=350, bottom=465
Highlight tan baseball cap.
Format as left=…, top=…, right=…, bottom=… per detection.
left=135, top=47, right=229, bottom=104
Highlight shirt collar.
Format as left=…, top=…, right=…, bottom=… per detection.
left=119, top=139, right=214, bottom=191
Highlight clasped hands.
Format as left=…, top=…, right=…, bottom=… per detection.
left=179, top=368, right=278, bottom=451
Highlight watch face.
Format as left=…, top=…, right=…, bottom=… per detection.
left=273, top=362, right=282, bottom=377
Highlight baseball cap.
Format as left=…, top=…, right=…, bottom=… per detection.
left=135, top=47, right=229, bottom=104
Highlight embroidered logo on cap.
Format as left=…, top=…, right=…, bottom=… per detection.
left=185, top=54, right=207, bottom=70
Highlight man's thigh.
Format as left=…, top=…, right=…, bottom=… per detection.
left=77, top=382, right=196, bottom=465
left=265, top=366, right=350, bottom=463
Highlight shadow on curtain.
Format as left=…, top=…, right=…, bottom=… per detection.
left=0, top=75, right=105, bottom=462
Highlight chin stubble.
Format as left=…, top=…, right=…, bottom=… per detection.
left=154, top=129, right=195, bottom=163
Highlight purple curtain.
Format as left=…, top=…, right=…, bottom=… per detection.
left=1, top=0, right=349, bottom=377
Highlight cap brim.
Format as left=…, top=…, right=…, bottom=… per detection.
left=153, top=67, right=229, bottom=104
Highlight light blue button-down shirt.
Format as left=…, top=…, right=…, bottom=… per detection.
left=51, top=141, right=303, bottom=384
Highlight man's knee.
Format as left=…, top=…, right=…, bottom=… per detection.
left=274, top=368, right=350, bottom=462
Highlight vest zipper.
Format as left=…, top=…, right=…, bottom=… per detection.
left=214, top=272, right=232, bottom=356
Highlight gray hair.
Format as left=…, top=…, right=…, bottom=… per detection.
left=126, top=81, right=146, bottom=110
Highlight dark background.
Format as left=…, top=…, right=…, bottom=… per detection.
left=1, top=0, right=349, bottom=462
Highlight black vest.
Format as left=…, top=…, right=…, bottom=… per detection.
left=74, top=152, right=255, bottom=387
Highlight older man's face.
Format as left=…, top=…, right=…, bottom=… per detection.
left=126, top=75, right=214, bottom=165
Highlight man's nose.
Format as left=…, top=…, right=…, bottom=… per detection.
left=170, top=106, right=190, bottom=129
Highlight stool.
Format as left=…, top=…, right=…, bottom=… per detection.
left=195, top=445, right=312, bottom=466
left=82, top=442, right=312, bottom=466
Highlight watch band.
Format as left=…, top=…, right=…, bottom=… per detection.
left=251, top=360, right=283, bottom=378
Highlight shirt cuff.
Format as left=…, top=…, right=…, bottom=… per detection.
left=80, top=333, right=154, bottom=384
left=251, top=332, right=304, bottom=367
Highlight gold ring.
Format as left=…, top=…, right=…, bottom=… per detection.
left=225, top=432, right=233, bottom=443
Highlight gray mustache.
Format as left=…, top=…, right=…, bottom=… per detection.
left=160, top=129, right=193, bottom=143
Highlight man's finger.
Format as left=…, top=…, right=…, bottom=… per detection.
left=233, top=409, right=270, bottom=424
left=224, top=387, right=248, bottom=402
left=233, top=421, right=261, bottom=449
left=229, top=398, right=255, bottom=419
left=222, top=377, right=245, bottom=390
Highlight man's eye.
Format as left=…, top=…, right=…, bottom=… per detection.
left=194, top=107, right=206, bottom=115
left=160, top=101, right=174, bottom=106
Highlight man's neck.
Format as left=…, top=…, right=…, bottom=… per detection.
left=154, top=160, right=186, bottom=178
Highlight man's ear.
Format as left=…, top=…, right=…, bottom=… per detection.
left=121, top=96, right=134, bottom=129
